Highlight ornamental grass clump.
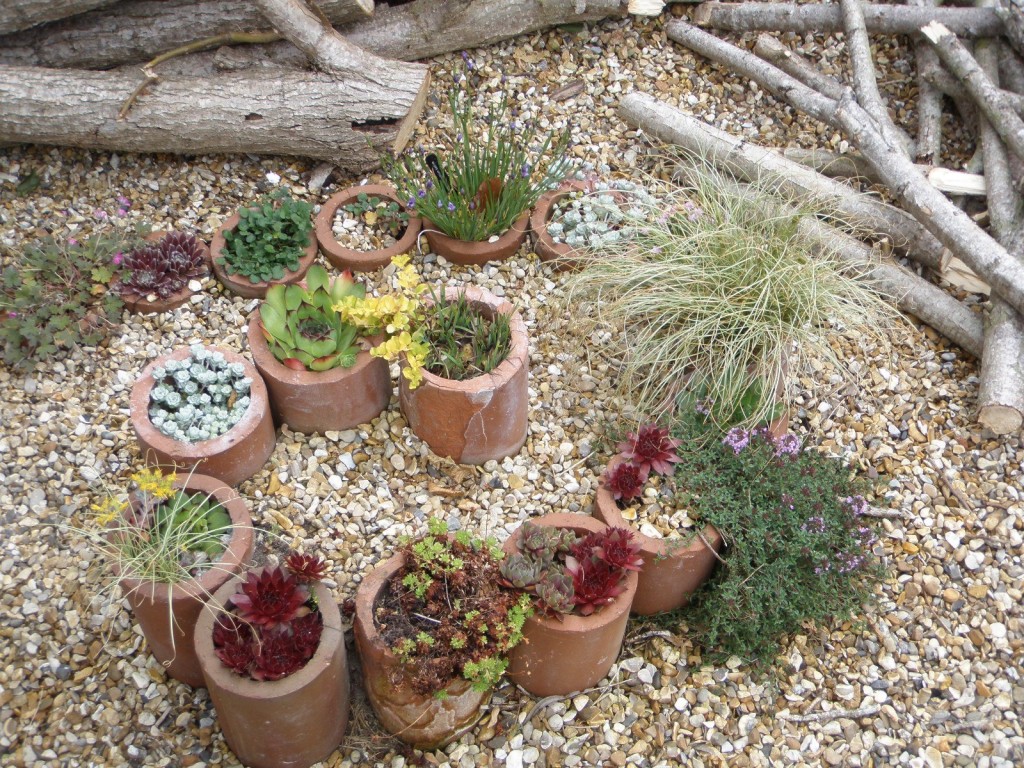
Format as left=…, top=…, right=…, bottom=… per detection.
left=376, top=518, right=532, bottom=697
left=83, top=469, right=233, bottom=585
left=117, top=232, right=207, bottom=302
left=148, top=345, right=251, bottom=442
left=672, top=411, right=884, bottom=664
left=258, top=264, right=365, bottom=371
left=212, top=551, right=328, bottom=681
left=564, top=157, right=896, bottom=430
left=386, top=79, right=571, bottom=241
left=500, top=523, right=643, bottom=617
left=219, top=191, right=313, bottom=284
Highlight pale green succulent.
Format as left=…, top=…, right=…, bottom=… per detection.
left=258, top=264, right=365, bottom=372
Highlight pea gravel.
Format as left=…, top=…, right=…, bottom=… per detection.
left=0, top=10, right=1021, bottom=768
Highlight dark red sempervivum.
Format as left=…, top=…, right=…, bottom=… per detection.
left=231, top=567, right=310, bottom=630
left=213, top=615, right=255, bottom=675
left=617, top=424, right=682, bottom=476
left=285, top=552, right=328, bottom=584
left=252, top=630, right=307, bottom=681
left=602, top=460, right=649, bottom=501
left=579, top=527, right=643, bottom=573
left=117, top=232, right=207, bottom=301
left=564, top=556, right=625, bottom=616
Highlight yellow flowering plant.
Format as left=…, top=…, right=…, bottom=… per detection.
left=80, top=468, right=234, bottom=585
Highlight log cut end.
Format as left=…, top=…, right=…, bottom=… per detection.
left=978, top=404, right=1024, bottom=434
left=393, top=68, right=430, bottom=156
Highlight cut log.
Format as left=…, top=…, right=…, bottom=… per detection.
left=629, top=0, right=666, bottom=15
left=922, top=66, right=1024, bottom=116
left=0, top=0, right=374, bottom=70
left=0, top=64, right=428, bottom=171
left=977, top=28, right=1024, bottom=434
left=909, top=0, right=945, bottom=164
left=619, top=92, right=950, bottom=271
left=665, top=18, right=1024, bottom=317
left=922, top=21, right=1024, bottom=161
left=0, top=0, right=120, bottom=35
left=693, top=2, right=1004, bottom=37
left=780, top=148, right=881, bottom=182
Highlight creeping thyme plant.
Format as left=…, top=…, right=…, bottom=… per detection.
left=386, top=64, right=572, bottom=241
left=376, top=517, right=532, bottom=696
left=83, top=469, right=233, bottom=584
left=148, top=345, right=252, bottom=442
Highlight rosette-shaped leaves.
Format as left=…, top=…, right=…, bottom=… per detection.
left=565, top=555, right=626, bottom=616
left=498, top=552, right=546, bottom=589
left=579, top=527, right=643, bottom=573
left=231, top=566, right=309, bottom=630
left=602, top=461, right=649, bottom=501
left=535, top=572, right=575, bottom=615
left=259, top=265, right=365, bottom=371
left=285, top=552, right=328, bottom=584
left=251, top=629, right=308, bottom=681
left=118, top=232, right=207, bottom=301
left=617, top=424, right=682, bottom=476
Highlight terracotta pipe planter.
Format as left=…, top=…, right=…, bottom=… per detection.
left=592, top=456, right=723, bottom=616
left=210, top=212, right=318, bottom=299
left=246, top=313, right=391, bottom=434
left=529, top=180, right=591, bottom=268
left=354, top=550, right=490, bottom=750
left=422, top=212, right=530, bottom=266
left=117, top=473, right=254, bottom=687
left=195, top=579, right=350, bottom=768
left=115, top=231, right=211, bottom=314
left=504, top=513, right=638, bottom=697
left=399, top=285, right=529, bottom=465
left=315, top=184, right=422, bottom=272
left=130, top=346, right=277, bottom=487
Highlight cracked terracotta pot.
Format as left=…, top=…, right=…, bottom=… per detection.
left=246, top=312, right=392, bottom=434
left=118, top=473, right=254, bottom=687
left=195, top=578, right=350, bottom=768
left=115, top=231, right=211, bottom=314
left=592, top=456, right=723, bottom=616
left=130, top=346, right=277, bottom=487
left=422, top=212, right=530, bottom=266
left=399, top=285, right=528, bottom=465
left=504, top=513, right=638, bottom=697
left=210, top=211, right=318, bottom=299
left=354, top=550, right=490, bottom=750
left=315, top=184, right=422, bottom=272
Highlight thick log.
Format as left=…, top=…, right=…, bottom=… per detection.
left=922, top=21, right=1024, bottom=161
left=0, top=65, right=427, bottom=171
left=693, top=2, right=1004, bottom=37
left=910, top=0, right=945, bottom=164
left=0, top=0, right=626, bottom=71
left=665, top=18, right=1024, bottom=317
left=0, top=0, right=373, bottom=70
left=977, top=29, right=1024, bottom=434
left=0, top=0, right=120, bottom=35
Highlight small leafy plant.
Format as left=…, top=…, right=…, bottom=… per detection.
left=547, top=178, right=657, bottom=251
left=219, top=191, right=313, bottom=284
left=673, top=410, right=884, bottom=664
left=148, top=344, right=252, bottom=442
left=117, top=232, right=207, bottom=302
left=0, top=231, right=143, bottom=370
left=375, top=517, right=532, bottom=696
left=340, top=192, right=410, bottom=241
left=421, top=291, right=512, bottom=381
left=500, top=522, right=643, bottom=617
left=387, top=80, right=571, bottom=241
left=84, top=469, right=233, bottom=584
left=258, top=264, right=365, bottom=371
left=212, top=551, right=328, bottom=681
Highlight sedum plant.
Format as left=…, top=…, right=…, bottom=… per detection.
left=148, top=344, right=252, bottom=442
left=500, top=522, right=643, bottom=617
left=258, top=264, right=365, bottom=371
left=213, top=551, right=328, bottom=681
left=564, top=157, right=896, bottom=430
left=387, top=79, right=571, bottom=241
left=380, top=517, right=532, bottom=697
left=547, top=178, right=657, bottom=251
left=219, top=191, right=314, bottom=284
left=117, top=232, right=207, bottom=302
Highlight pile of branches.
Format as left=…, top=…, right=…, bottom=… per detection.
left=0, top=0, right=633, bottom=171
left=621, top=0, right=1024, bottom=434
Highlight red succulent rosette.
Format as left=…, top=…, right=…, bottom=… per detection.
left=617, top=423, right=682, bottom=476
left=602, top=460, right=649, bottom=501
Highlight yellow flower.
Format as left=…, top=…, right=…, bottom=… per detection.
left=133, top=468, right=176, bottom=500
left=91, top=495, right=127, bottom=526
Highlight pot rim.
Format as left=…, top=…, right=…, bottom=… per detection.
left=315, top=183, right=423, bottom=270
left=130, top=345, right=270, bottom=458
left=195, top=577, right=343, bottom=697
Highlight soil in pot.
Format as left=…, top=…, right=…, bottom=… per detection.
left=399, top=285, right=529, bottom=464
left=130, top=346, right=276, bottom=487
left=503, top=513, right=639, bottom=697
left=119, top=473, right=254, bottom=687
left=422, top=211, right=529, bottom=266
left=315, top=184, right=422, bottom=272
left=353, top=549, right=494, bottom=750
left=195, top=577, right=349, bottom=768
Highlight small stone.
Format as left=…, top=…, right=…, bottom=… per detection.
left=505, top=749, right=524, bottom=768
left=921, top=575, right=941, bottom=596
left=942, top=588, right=960, bottom=603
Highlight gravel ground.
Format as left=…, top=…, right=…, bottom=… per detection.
left=1, top=11, right=1022, bottom=768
